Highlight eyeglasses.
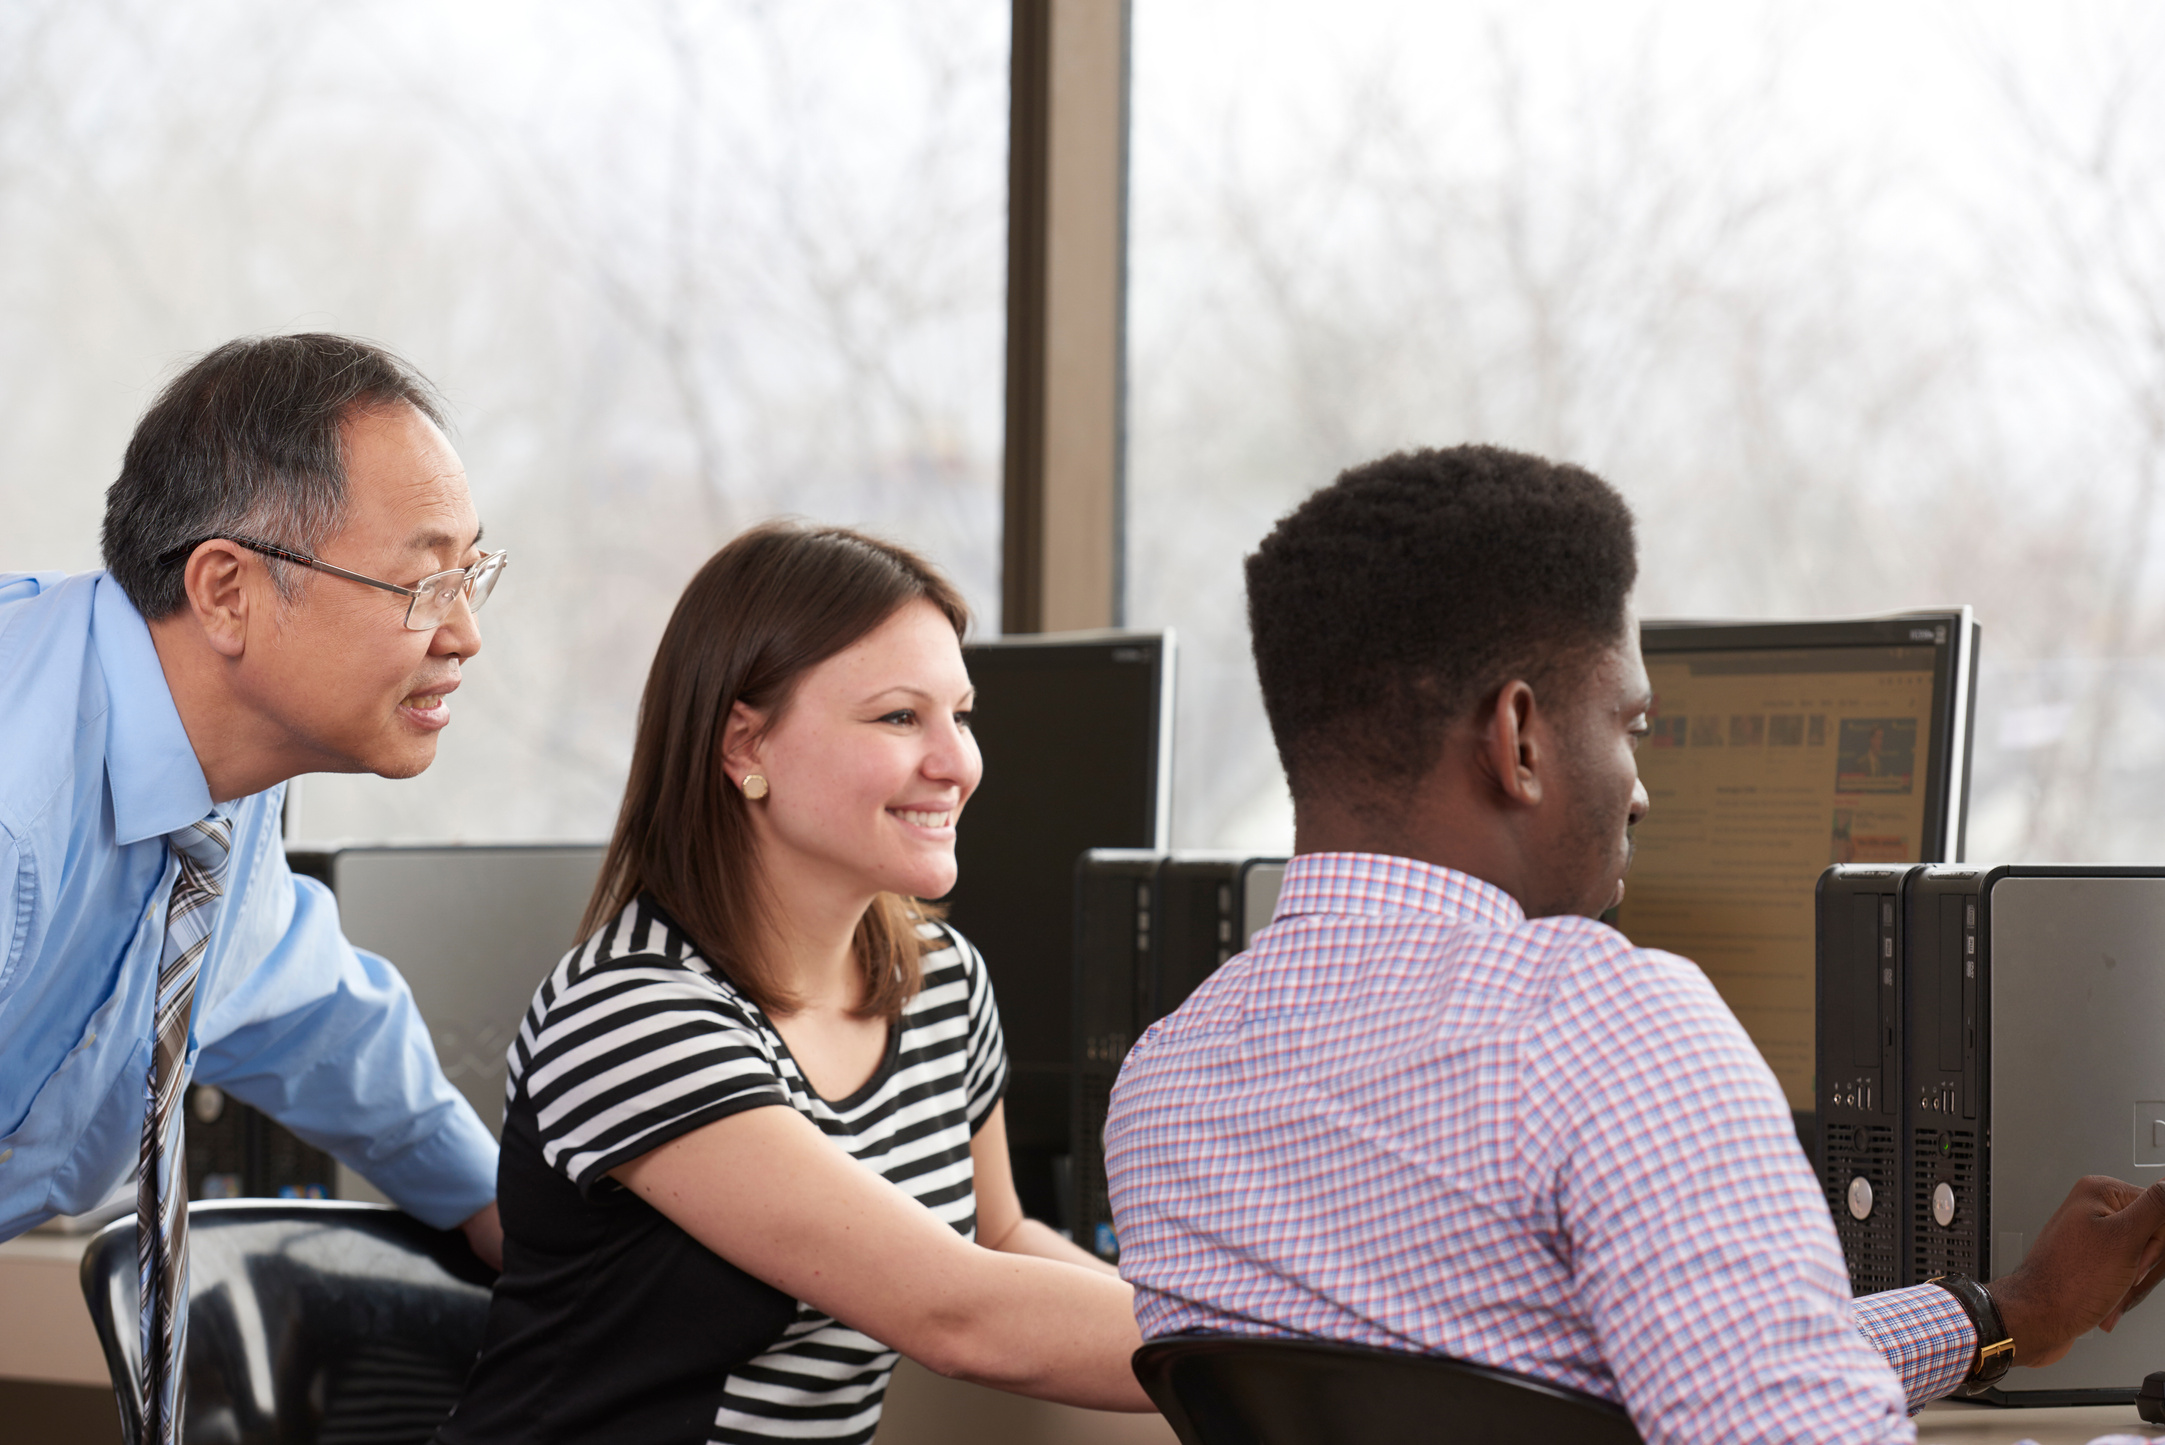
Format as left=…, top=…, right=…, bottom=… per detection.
left=164, top=535, right=509, bottom=631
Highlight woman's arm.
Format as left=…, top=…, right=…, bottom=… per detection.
left=613, top=1103, right=1152, bottom=1411
left=970, top=1101, right=1122, bottom=1277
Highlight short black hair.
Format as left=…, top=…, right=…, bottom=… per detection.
left=102, top=333, right=448, bottom=619
left=1245, top=444, right=1638, bottom=803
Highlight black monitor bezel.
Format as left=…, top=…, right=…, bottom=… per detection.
left=951, top=629, right=1176, bottom=1225
left=961, top=629, right=1176, bottom=855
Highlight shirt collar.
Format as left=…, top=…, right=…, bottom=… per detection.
left=93, top=573, right=213, bottom=846
left=1272, top=851, right=1527, bottom=931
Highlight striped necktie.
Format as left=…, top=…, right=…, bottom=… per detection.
left=137, top=810, right=234, bottom=1445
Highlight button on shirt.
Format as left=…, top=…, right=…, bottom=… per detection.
left=0, top=571, right=496, bottom=1240
left=1105, top=852, right=1975, bottom=1444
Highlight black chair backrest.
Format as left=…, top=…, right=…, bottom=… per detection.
left=80, top=1198, right=495, bottom=1445
left=1133, top=1334, right=1644, bottom=1445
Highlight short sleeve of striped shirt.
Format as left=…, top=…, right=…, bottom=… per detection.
left=518, top=947, right=794, bottom=1194
left=945, top=923, right=1010, bottom=1133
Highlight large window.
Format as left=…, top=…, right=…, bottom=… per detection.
left=1127, top=0, right=2165, bottom=862
left=0, top=0, right=1008, bottom=842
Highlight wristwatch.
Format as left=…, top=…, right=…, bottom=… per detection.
left=1928, top=1274, right=2016, bottom=1395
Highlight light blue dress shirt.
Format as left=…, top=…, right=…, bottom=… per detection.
left=0, top=570, right=497, bottom=1239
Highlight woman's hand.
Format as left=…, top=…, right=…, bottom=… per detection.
left=613, top=1104, right=1153, bottom=1412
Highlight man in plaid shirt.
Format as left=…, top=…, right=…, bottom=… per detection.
left=1103, top=446, right=2165, bottom=1442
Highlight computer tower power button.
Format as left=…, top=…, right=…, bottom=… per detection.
left=1932, top=1182, right=1957, bottom=1228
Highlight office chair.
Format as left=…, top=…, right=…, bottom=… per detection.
left=1132, top=1334, right=1644, bottom=1445
left=79, top=1198, right=496, bottom=1445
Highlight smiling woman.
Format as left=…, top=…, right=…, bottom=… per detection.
left=436, top=523, right=1150, bottom=1445
left=581, top=524, right=978, bottom=1021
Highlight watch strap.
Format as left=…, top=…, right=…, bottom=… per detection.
left=1928, top=1274, right=2015, bottom=1394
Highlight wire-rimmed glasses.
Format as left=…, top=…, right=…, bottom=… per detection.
left=165, top=535, right=508, bottom=631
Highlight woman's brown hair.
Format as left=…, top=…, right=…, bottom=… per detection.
left=579, top=522, right=972, bottom=1020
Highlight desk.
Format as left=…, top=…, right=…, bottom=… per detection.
left=1918, top=1400, right=2159, bottom=1444
left=0, top=1231, right=106, bottom=1387
left=883, top=1375, right=2165, bottom=1444
left=18, top=1238, right=2148, bottom=1445
left=0, top=1232, right=120, bottom=1445
left=881, top=1387, right=2165, bottom=1444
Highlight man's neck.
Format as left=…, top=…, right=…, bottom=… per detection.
left=1290, top=770, right=1537, bottom=913
left=147, top=615, right=305, bottom=803
left=1293, top=821, right=1532, bottom=905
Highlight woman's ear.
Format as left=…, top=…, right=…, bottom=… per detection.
left=719, top=699, right=769, bottom=781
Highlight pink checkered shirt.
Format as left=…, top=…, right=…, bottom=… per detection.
left=1104, top=852, right=1975, bottom=1443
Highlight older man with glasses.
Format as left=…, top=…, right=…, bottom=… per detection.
left=0, top=334, right=506, bottom=1444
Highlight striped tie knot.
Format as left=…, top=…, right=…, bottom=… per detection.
left=165, top=813, right=234, bottom=892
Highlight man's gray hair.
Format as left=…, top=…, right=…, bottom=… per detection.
left=102, top=333, right=449, bottom=619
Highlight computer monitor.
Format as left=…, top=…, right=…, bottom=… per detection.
left=1611, top=611, right=1977, bottom=1132
left=290, top=843, right=606, bottom=1201
left=945, top=631, right=1174, bottom=1223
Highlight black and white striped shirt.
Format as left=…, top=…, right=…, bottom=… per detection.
left=439, top=896, right=1009, bottom=1445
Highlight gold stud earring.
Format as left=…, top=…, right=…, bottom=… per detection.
left=742, top=774, right=769, bottom=801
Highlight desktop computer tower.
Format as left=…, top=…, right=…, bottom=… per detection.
left=1071, top=850, right=1163, bottom=1261
left=1816, top=864, right=1919, bottom=1297
left=1070, top=851, right=1288, bottom=1261
left=183, top=1084, right=336, bottom=1201
left=1149, top=855, right=1286, bottom=1022
left=1824, top=864, right=2165, bottom=1405
left=1903, top=866, right=1984, bottom=1291
left=1910, top=865, right=2165, bottom=1405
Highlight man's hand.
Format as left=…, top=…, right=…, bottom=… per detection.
left=460, top=1201, right=504, bottom=1271
left=1990, top=1176, right=2165, bottom=1368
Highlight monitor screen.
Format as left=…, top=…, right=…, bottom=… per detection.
left=308, top=844, right=606, bottom=1139
left=287, top=842, right=606, bottom=1204
left=1612, top=613, right=1975, bottom=1113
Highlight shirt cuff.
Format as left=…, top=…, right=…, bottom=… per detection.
left=1855, top=1283, right=1977, bottom=1410
left=348, top=1100, right=499, bottom=1231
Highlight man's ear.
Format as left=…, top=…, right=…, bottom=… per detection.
left=1479, top=680, right=1543, bottom=809
left=718, top=700, right=770, bottom=782
left=179, top=541, right=254, bottom=659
